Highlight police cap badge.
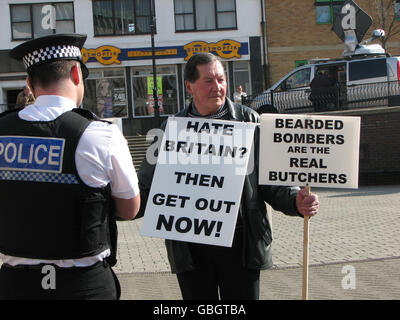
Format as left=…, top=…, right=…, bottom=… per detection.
left=9, top=33, right=89, bottom=79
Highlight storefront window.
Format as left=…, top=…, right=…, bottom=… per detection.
left=132, top=65, right=179, bottom=117
left=83, top=68, right=128, bottom=118
left=233, top=61, right=250, bottom=96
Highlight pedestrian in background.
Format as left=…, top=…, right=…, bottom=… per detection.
left=233, top=84, right=247, bottom=104
left=15, top=84, right=35, bottom=108
left=309, top=69, right=336, bottom=112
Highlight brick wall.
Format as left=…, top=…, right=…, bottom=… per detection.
left=358, top=108, right=400, bottom=185
left=328, top=107, right=400, bottom=185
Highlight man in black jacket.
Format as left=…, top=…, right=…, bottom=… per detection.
left=138, top=52, right=319, bottom=300
left=309, top=69, right=336, bottom=112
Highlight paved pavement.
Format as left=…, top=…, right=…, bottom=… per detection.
left=114, top=185, right=400, bottom=300
left=1, top=185, right=398, bottom=300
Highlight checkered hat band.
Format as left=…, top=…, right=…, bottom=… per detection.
left=22, top=45, right=82, bottom=69
left=0, top=170, right=79, bottom=185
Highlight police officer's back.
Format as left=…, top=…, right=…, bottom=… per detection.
left=0, top=34, right=140, bottom=300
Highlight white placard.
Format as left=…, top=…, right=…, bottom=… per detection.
left=259, top=114, right=361, bottom=188
left=141, top=117, right=257, bottom=247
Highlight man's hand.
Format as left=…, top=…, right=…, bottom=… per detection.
left=296, top=188, right=319, bottom=217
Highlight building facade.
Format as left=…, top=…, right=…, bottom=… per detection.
left=0, top=0, right=267, bottom=135
left=265, top=0, right=400, bottom=87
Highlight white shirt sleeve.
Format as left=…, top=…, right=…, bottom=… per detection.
left=75, top=121, right=139, bottom=199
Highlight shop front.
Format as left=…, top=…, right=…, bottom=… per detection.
left=81, top=37, right=263, bottom=136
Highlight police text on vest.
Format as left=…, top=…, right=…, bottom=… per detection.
left=0, top=136, right=65, bottom=172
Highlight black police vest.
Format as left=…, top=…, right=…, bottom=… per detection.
left=0, top=108, right=116, bottom=261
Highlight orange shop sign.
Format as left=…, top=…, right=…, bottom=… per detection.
left=81, top=40, right=247, bottom=64
left=183, top=40, right=242, bottom=61
left=81, top=46, right=121, bottom=65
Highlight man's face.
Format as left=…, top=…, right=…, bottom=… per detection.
left=185, top=61, right=227, bottom=115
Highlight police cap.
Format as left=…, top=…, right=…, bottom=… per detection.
left=9, top=33, right=89, bottom=79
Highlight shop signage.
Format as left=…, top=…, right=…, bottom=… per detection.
left=82, top=40, right=247, bottom=65
left=147, top=76, right=164, bottom=114
left=128, top=48, right=178, bottom=58
left=81, top=46, right=121, bottom=65
left=183, top=40, right=242, bottom=61
left=147, top=76, right=163, bottom=94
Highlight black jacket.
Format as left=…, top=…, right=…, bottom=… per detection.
left=137, top=98, right=301, bottom=273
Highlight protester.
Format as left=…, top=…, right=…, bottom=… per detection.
left=15, top=84, right=35, bottom=108
left=137, top=52, right=319, bottom=300
left=0, top=33, right=140, bottom=300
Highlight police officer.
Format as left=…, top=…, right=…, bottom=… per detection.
left=0, top=34, right=140, bottom=300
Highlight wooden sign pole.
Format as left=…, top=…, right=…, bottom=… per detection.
left=302, top=184, right=311, bottom=300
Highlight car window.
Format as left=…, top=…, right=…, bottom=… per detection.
left=386, top=62, right=395, bottom=78
left=349, top=58, right=387, bottom=82
left=281, top=68, right=311, bottom=90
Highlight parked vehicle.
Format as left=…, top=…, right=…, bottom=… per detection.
left=251, top=46, right=400, bottom=114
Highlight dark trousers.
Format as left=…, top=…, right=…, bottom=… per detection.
left=176, top=231, right=260, bottom=300
left=0, top=260, right=120, bottom=300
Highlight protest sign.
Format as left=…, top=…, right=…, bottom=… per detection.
left=259, top=113, right=361, bottom=300
left=259, top=114, right=361, bottom=189
left=141, top=117, right=257, bottom=247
